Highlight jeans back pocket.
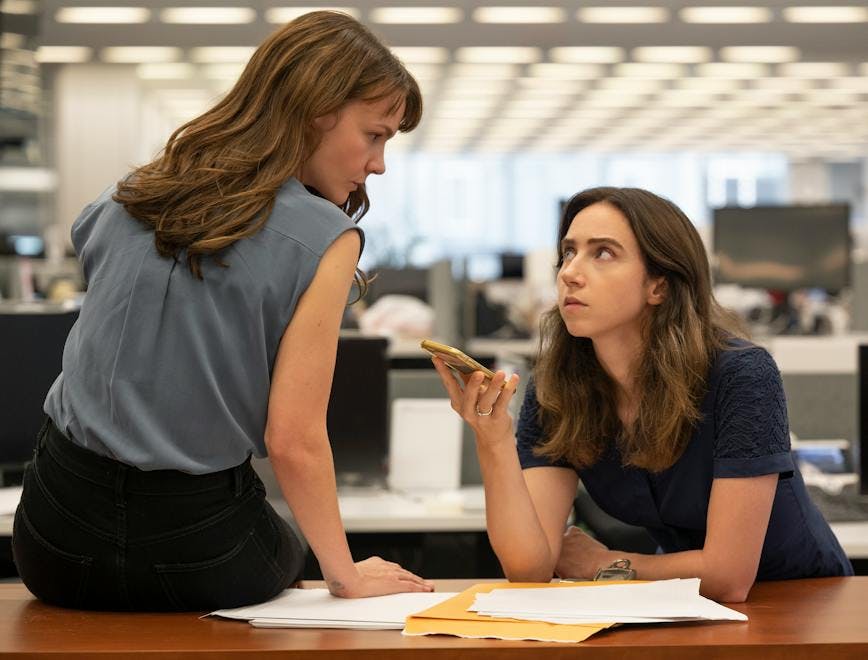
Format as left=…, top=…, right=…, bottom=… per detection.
left=12, top=506, right=93, bottom=609
left=154, top=525, right=285, bottom=611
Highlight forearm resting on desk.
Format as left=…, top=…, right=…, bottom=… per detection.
left=267, top=432, right=359, bottom=594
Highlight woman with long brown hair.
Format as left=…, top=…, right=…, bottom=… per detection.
left=13, top=11, right=432, bottom=610
left=433, top=187, right=851, bottom=602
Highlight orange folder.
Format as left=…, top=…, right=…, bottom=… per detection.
left=404, top=581, right=625, bottom=643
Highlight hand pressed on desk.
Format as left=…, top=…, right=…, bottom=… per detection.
left=555, top=526, right=615, bottom=580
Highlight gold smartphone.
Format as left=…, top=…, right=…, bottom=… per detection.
left=420, top=339, right=495, bottom=381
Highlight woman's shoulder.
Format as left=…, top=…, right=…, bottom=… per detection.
left=708, top=337, right=784, bottom=408
left=267, top=178, right=361, bottom=256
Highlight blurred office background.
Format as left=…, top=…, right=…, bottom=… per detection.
left=2, top=2, right=868, bottom=576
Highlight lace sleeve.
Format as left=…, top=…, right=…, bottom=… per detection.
left=713, top=346, right=794, bottom=479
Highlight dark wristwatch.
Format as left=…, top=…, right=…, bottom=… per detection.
left=593, top=558, right=636, bottom=581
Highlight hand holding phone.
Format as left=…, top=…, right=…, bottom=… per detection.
left=420, top=339, right=495, bottom=381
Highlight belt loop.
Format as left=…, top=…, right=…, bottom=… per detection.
left=115, top=465, right=128, bottom=509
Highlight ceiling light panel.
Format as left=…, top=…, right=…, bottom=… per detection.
left=779, top=62, right=851, bottom=77
left=696, top=62, right=770, bottom=77
left=679, top=6, right=772, bottom=24
left=160, top=7, right=256, bottom=24
left=137, top=63, right=195, bottom=79
left=449, top=63, right=519, bottom=78
left=391, top=47, right=449, bottom=64
left=783, top=6, right=868, bottom=23
left=35, top=46, right=92, bottom=63
left=578, top=6, right=669, bottom=23
left=188, top=47, right=255, bottom=64
left=613, top=63, right=686, bottom=78
left=720, top=46, right=801, bottom=63
left=455, top=47, right=541, bottom=64
left=55, top=6, right=150, bottom=23
left=473, top=6, right=565, bottom=23
left=265, top=7, right=360, bottom=22
left=550, top=47, right=625, bottom=64
left=370, top=7, right=463, bottom=24
left=528, top=63, right=606, bottom=79
left=101, top=47, right=182, bottom=63
left=633, top=46, right=712, bottom=63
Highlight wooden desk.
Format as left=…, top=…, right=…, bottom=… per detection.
left=1, top=577, right=866, bottom=658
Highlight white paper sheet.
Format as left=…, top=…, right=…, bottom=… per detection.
left=470, top=579, right=747, bottom=623
left=211, top=588, right=457, bottom=628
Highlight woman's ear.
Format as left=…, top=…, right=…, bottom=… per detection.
left=647, top=276, right=667, bottom=306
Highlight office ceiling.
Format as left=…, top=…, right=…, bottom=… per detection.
left=27, top=2, right=868, bottom=156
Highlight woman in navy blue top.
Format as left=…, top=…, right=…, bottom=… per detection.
left=432, top=187, right=852, bottom=603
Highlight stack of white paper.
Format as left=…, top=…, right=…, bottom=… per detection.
left=211, top=589, right=457, bottom=630
left=470, top=579, right=747, bottom=625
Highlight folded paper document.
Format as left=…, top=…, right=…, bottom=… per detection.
left=211, top=588, right=456, bottom=630
left=404, top=579, right=746, bottom=643
left=403, top=581, right=616, bottom=643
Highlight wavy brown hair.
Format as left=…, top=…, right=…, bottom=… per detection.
left=114, top=11, right=422, bottom=283
left=534, top=187, right=747, bottom=472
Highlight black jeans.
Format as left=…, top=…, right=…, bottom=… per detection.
left=12, top=418, right=305, bottom=611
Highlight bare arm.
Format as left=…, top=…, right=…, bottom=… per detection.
left=266, top=229, right=431, bottom=597
left=556, top=474, right=778, bottom=602
left=432, top=360, right=578, bottom=582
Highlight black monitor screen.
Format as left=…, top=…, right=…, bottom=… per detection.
left=327, top=336, right=389, bottom=487
left=366, top=267, right=428, bottom=303
left=712, top=204, right=851, bottom=292
left=0, top=310, right=78, bottom=465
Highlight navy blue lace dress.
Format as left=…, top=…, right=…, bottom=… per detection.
left=517, top=342, right=853, bottom=579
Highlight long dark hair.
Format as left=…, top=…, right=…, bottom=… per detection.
left=114, top=11, right=422, bottom=283
left=534, top=187, right=746, bottom=472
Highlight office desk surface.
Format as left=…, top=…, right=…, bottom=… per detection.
left=1, top=577, right=866, bottom=659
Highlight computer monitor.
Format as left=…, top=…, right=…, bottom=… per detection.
left=365, top=267, right=429, bottom=304
left=712, top=204, right=851, bottom=293
left=0, top=309, right=78, bottom=474
left=327, top=335, right=389, bottom=487
left=860, top=344, right=867, bottom=496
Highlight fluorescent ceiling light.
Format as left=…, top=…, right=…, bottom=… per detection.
left=1, top=33, right=26, bottom=49
left=449, top=63, right=518, bottom=78
left=190, top=47, right=256, bottom=63
left=528, top=63, right=605, bottom=79
left=578, top=7, right=668, bottom=23
left=779, top=62, right=851, bottom=77
left=2, top=0, right=37, bottom=14
left=783, top=6, right=868, bottom=23
left=160, top=7, right=256, bottom=24
left=720, top=47, right=800, bottom=63
left=516, top=78, right=587, bottom=92
left=265, top=7, right=360, bottom=22
left=137, top=63, right=195, bottom=79
left=403, top=64, right=443, bottom=81
left=473, top=6, right=565, bottom=23
left=55, top=6, right=150, bottom=23
left=455, top=47, right=541, bottom=64
left=676, top=78, right=742, bottom=92
left=370, top=7, right=463, bottom=24
left=633, top=46, right=712, bottom=63
left=598, top=78, right=664, bottom=92
left=753, top=78, right=815, bottom=92
left=35, top=46, right=93, bottom=63
left=201, top=63, right=246, bottom=79
left=613, top=63, right=686, bottom=78
left=549, top=47, right=624, bottom=64
left=390, top=47, right=449, bottom=64
left=679, top=7, right=772, bottom=24
left=829, top=77, right=868, bottom=92
left=101, top=47, right=182, bottom=63
left=696, top=62, right=769, bottom=77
